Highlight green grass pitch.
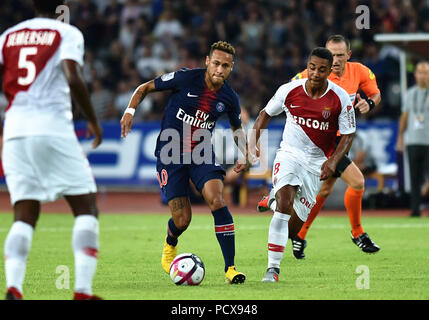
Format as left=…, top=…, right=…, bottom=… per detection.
left=0, top=212, right=428, bottom=300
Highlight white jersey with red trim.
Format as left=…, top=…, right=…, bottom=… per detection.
left=0, top=17, right=84, bottom=141
left=264, top=78, right=356, bottom=175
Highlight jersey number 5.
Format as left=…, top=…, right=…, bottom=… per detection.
left=18, top=47, right=38, bottom=86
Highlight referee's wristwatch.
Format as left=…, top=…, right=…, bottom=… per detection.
left=365, top=98, right=375, bottom=111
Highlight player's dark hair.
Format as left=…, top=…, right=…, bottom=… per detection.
left=309, top=47, right=333, bottom=67
left=209, top=41, right=235, bottom=57
left=33, top=0, right=65, bottom=14
left=326, top=34, right=351, bottom=51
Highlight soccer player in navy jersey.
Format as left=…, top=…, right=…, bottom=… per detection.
left=120, top=41, right=249, bottom=284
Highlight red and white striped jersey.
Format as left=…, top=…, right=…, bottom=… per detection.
left=264, top=78, right=356, bottom=175
left=0, top=17, right=84, bottom=141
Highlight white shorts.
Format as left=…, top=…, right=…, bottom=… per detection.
left=2, top=136, right=97, bottom=205
left=271, top=151, right=322, bottom=222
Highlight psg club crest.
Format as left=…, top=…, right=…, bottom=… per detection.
left=322, top=107, right=331, bottom=119
left=216, top=102, right=225, bottom=112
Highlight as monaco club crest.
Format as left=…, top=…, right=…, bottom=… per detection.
left=322, top=107, right=331, bottom=119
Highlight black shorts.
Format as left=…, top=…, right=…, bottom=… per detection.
left=156, top=158, right=225, bottom=202
left=333, top=155, right=352, bottom=178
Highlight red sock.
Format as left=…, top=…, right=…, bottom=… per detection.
left=344, top=187, right=365, bottom=238
left=297, top=194, right=327, bottom=240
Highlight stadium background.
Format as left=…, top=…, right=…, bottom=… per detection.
left=0, top=0, right=427, bottom=214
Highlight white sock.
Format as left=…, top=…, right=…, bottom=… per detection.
left=72, top=215, right=99, bottom=295
left=267, top=211, right=290, bottom=269
left=4, top=221, right=34, bottom=294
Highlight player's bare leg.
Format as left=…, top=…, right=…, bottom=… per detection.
left=169, top=196, right=192, bottom=231
left=340, top=163, right=379, bottom=253
left=161, top=197, right=192, bottom=273
left=65, top=193, right=102, bottom=300
left=4, top=200, right=40, bottom=299
left=12, top=200, right=40, bottom=228
left=202, top=179, right=245, bottom=284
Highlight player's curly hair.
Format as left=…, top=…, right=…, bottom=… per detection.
left=309, top=47, right=333, bottom=67
left=209, top=41, right=235, bottom=57
left=33, top=0, right=65, bottom=14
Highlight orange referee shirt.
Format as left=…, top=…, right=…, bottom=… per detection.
left=292, top=62, right=380, bottom=105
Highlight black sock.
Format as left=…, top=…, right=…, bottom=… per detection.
left=166, top=218, right=183, bottom=246
left=212, top=206, right=235, bottom=272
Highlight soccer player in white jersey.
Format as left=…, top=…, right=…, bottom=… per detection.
left=249, top=48, right=356, bottom=282
left=0, top=0, right=103, bottom=299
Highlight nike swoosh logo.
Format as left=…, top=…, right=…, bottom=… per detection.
left=290, top=104, right=301, bottom=108
left=187, top=92, right=198, bottom=97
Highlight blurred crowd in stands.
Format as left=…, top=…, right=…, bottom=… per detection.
left=1, top=0, right=428, bottom=122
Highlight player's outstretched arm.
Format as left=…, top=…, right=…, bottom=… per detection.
left=62, top=59, right=103, bottom=149
left=320, top=133, right=355, bottom=180
left=120, top=80, right=156, bottom=138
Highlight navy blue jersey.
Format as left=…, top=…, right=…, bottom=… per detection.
left=153, top=68, right=241, bottom=160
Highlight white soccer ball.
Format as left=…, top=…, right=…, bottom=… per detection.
left=169, top=253, right=205, bottom=286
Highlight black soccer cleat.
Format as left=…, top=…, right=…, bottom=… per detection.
left=351, top=232, right=380, bottom=253
left=291, top=236, right=307, bottom=259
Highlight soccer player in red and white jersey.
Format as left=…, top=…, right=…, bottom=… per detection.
left=257, top=35, right=380, bottom=258
left=249, top=48, right=356, bottom=282
left=0, top=0, right=103, bottom=299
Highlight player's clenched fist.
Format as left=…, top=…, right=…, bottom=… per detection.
left=320, top=158, right=336, bottom=181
